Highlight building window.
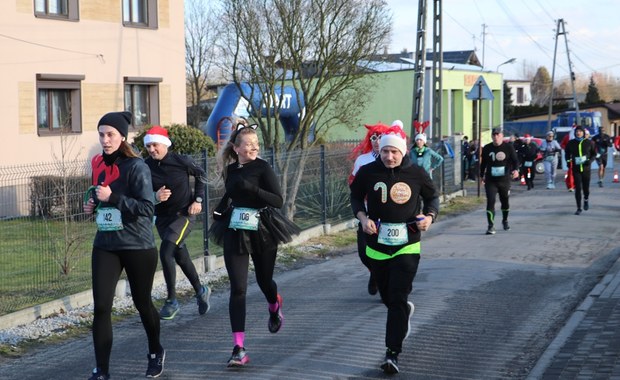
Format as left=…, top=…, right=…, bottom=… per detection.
left=34, top=0, right=79, bottom=21
left=124, top=77, right=162, bottom=128
left=36, top=74, right=84, bottom=135
left=123, top=0, right=158, bottom=29
left=516, top=87, right=524, bottom=104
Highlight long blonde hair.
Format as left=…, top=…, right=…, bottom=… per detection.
left=217, top=124, right=259, bottom=181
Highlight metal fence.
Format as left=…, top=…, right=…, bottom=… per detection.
left=0, top=142, right=461, bottom=316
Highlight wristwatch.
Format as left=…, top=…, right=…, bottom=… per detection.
left=195, top=197, right=203, bottom=203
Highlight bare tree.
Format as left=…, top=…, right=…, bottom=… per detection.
left=220, top=0, right=392, bottom=217
left=185, top=0, right=220, bottom=128
left=530, top=66, right=551, bottom=106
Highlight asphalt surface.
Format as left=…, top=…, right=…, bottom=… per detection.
left=0, top=169, right=619, bottom=379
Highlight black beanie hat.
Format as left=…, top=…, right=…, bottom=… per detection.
left=97, top=111, right=132, bottom=137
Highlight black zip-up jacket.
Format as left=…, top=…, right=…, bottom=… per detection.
left=146, top=152, right=207, bottom=216
left=350, top=155, right=440, bottom=255
left=92, top=155, right=156, bottom=250
left=565, top=138, right=597, bottom=173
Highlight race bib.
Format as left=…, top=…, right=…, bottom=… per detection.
left=524, top=161, right=533, bottom=167
left=491, top=166, right=505, bottom=176
left=96, top=207, right=124, bottom=231
left=377, top=223, right=408, bottom=246
left=229, top=207, right=260, bottom=231
left=544, top=155, right=555, bottom=162
left=574, top=156, right=587, bottom=165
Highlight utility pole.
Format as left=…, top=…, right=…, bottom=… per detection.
left=411, top=0, right=442, bottom=141
left=411, top=0, right=428, bottom=138
left=547, top=18, right=580, bottom=131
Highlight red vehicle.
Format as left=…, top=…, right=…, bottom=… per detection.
left=504, top=137, right=545, bottom=174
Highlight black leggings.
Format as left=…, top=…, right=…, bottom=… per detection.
left=91, top=247, right=162, bottom=374
left=223, top=230, right=278, bottom=333
left=573, top=169, right=591, bottom=208
left=485, top=180, right=510, bottom=226
left=159, top=240, right=202, bottom=299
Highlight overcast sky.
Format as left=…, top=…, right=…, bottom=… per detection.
left=385, top=0, right=620, bottom=81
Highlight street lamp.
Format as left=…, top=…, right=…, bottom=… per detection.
left=496, top=58, right=516, bottom=72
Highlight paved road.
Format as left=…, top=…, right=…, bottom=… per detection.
left=1, top=173, right=619, bottom=379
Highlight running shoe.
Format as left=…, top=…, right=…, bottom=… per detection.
left=196, top=285, right=211, bottom=315
left=268, top=294, right=284, bottom=333
left=584, top=200, right=589, bottom=210
left=145, top=349, right=165, bottom=378
left=381, top=349, right=399, bottom=374
left=88, top=368, right=110, bottom=380
left=404, top=301, right=415, bottom=341
left=227, top=345, right=249, bottom=367
left=486, top=225, right=496, bottom=235
left=575, top=209, right=582, bottom=215
left=159, top=299, right=179, bottom=320
left=502, top=220, right=510, bottom=231
left=598, top=180, right=603, bottom=188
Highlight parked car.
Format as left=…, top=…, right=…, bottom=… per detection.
left=504, top=137, right=545, bottom=174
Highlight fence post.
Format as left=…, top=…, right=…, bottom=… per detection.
left=320, top=145, right=330, bottom=233
left=202, top=149, right=216, bottom=272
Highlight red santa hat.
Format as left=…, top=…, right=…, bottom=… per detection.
left=380, top=126, right=408, bottom=156
left=143, top=126, right=171, bottom=147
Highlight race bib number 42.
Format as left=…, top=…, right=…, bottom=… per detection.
left=96, top=207, right=124, bottom=231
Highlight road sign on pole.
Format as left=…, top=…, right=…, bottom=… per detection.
left=466, top=76, right=494, bottom=100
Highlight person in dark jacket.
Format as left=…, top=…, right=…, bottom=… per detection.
left=480, top=128, right=520, bottom=235
left=565, top=125, right=597, bottom=214
left=83, top=112, right=164, bottom=380
left=516, top=134, right=539, bottom=190
left=144, top=126, right=211, bottom=320
left=591, top=126, right=613, bottom=187
left=350, top=126, right=439, bottom=375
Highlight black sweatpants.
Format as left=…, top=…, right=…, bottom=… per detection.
left=370, top=254, right=420, bottom=353
left=91, top=247, right=162, bottom=374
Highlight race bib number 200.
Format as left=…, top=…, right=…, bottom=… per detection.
left=377, top=223, right=408, bottom=246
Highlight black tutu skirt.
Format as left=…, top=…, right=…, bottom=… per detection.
left=208, top=207, right=301, bottom=252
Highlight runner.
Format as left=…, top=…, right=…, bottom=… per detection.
left=348, top=122, right=390, bottom=295
left=350, top=126, right=439, bottom=375
left=209, top=123, right=300, bottom=368
left=479, top=127, right=520, bottom=234
left=565, top=125, right=597, bottom=215
left=144, top=126, right=211, bottom=320
left=84, top=111, right=164, bottom=380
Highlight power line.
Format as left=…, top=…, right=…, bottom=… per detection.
left=0, top=33, right=104, bottom=63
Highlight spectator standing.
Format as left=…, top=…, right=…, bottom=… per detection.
left=462, top=136, right=471, bottom=181
left=412, top=133, right=444, bottom=177
left=350, top=126, right=439, bottom=375
left=565, top=125, right=597, bottom=215
left=480, top=128, right=520, bottom=234
left=144, top=126, right=211, bottom=320
left=83, top=111, right=165, bottom=380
